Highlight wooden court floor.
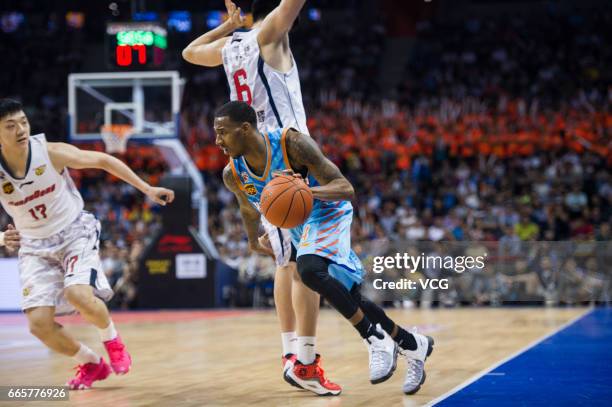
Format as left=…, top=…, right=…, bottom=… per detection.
left=0, top=307, right=588, bottom=406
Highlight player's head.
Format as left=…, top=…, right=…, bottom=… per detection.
left=0, top=98, right=30, bottom=150
left=213, top=101, right=258, bottom=158
left=252, top=0, right=300, bottom=27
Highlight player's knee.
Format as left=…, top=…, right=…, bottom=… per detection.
left=27, top=313, right=55, bottom=338
left=296, top=255, right=328, bottom=292
left=64, top=286, right=95, bottom=310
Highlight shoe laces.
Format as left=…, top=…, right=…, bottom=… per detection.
left=106, top=340, right=125, bottom=359
left=370, top=340, right=388, bottom=368
left=405, top=358, right=423, bottom=383
left=313, top=359, right=333, bottom=385
left=71, top=363, right=95, bottom=380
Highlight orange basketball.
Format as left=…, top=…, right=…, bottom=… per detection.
left=260, top=174, right=313, bottom=228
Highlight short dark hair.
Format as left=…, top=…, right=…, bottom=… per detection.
left=214, top=101, right=257, bottom=127
left=0, top=99, right=23, bottom=121
left=252, top=0, right=280, bottom=22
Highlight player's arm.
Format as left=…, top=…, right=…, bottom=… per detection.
left=285, top=129, right=355, bottom=201
left=222, top=165, right=273, bottom=257
left=47, top=142, right=174, bottom=206
left=257, top=0, right=306, bottom=45
left=182, top=0, right=245, bottom=66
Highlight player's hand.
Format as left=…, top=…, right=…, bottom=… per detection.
left=146, top=186, right=175, bottom=206
left=258, top=232, right=272, bottom=251
left=3, top=224, right=20, bottom=252
left=249, top=240, right=275, bottom=259
left=273, top=169, right=309, bottom=185
left=225, top=0, right=246, bottom=29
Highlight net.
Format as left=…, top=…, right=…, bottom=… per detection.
left=100, top=124, right=134, bottom=154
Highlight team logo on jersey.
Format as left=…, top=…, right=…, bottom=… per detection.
left=22, top=287, right=30, bottom=297
left=244, top=183, right=257, bottom=196
left=2, top=182, right=14, bottom=194
left=241, top=172, right=249, bottom=183
left=34, top=165, right=46, bottom=176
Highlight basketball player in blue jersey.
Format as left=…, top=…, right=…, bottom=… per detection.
left=183, top=0, right=339, bottom=395
left=214, top=101, right=435, bottom=395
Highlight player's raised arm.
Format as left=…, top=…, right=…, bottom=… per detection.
left=257, top=0, right=306, bottom=46
left=285, top=129, right=355, bottom=202
left=222, top=165, right=273, bottom=257
left=182, top=0, right=246, bottom=66
left=47, top=142, right=174, bottom=206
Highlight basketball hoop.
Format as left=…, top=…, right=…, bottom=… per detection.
left=100, top=124, right=134, bottom=154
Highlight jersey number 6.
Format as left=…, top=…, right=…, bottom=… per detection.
left=232, top=69, right=252, bottom=106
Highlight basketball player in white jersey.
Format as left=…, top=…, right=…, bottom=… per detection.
left=182, top=0, right=341, bottom=395
left=0, top=99, right=174, bottom=390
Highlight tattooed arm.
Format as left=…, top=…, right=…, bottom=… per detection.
left=222, top=165, right=274, bottom=257
left=285, top=129, right=355, bottom=201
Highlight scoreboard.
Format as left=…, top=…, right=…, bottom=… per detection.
left=106, top=22, right=167, bottom=69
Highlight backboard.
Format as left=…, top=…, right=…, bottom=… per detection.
left=67, top=71, right=182, bottom=142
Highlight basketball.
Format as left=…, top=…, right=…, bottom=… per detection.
left=260, top=174, right=313, bottom=228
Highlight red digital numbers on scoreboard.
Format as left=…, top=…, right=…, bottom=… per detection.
left=107, top=22, right=167, bottom=69
left=115, top=45, right=148, bottom=66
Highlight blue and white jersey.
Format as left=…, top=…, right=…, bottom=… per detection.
left=229, top=128, right=364, bottom=288
left=221, top=28, right=309, bottom=135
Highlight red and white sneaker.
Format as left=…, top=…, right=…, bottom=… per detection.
left=282, top=354, right=303, bottom=389
left=67, top=357, right=111, bottom=390
left=287, top=355, right=342, bottom=396
left=103, top=336, right=132, bottom=375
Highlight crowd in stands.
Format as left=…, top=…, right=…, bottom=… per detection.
left=1, top=5, right=610, bottom=307
left=201, top=8, right=612, bottom=306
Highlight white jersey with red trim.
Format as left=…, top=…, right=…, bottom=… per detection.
left=0, top=134, right=84, bottom=239
left=221, top=27, right=309, bottom=135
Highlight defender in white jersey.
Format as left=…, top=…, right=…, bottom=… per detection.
left=183, top=0, right=340, bottom=395
left=0, top=99, right=174, bottom=390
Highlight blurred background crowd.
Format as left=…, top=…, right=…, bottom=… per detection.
left=1, top=0, right=610, bottom=308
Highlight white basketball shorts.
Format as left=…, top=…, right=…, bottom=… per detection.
left=261, top=216, right=294, bottom=267
left=18, top=211, right=113, bottom=315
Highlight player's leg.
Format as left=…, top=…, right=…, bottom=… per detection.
left=274, top=263, right=297, bottom=350
left=263, top=223, right=300, bottom=387
left=297, top=254, right=383, bottom=339
left=19, top=246, right=111, bottom=390
left=291, top=261, right=320, bottom=367
left=62, top=212, right=131, bottom=375
left=280, top=229, right=340, bottom=395
left=297, top=254, right=433, bottom=394
left=274, top=263, right=302, bottom=388
left=26, top=306, right=82, bottom=355
left=25, top=306, right=111, bottom=390
left=64, top=285, right=110, bottom=328
left=284, top=236, right=321, bottom=369
left=269, top=232, right=340, bottom=394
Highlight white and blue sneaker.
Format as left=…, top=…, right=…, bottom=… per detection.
left=365, top=324, right=399, bottom=384
left=401, top=331, right=434, bottom=395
